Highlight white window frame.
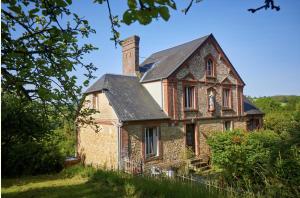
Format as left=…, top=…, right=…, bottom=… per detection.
left=184, top=86, right=194, bottom=109
left=144, top=127, right=159, bottom=158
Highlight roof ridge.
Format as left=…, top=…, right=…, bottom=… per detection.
left=150, top=34, right=210, bottom=56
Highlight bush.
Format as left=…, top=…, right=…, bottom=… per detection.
left=208, top=130, right=300, bottom=196
left=264, top=111, right=300, bottom=134
left=2, top=94, right=65, bottom=177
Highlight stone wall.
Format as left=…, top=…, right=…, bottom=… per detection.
left=170, top=41, right=243, bottom=120
left=123, top=118, right=248, bottom=166
left=123, top=122, right=186, bottom=165
left=78, top=92, right=119, bottom=169
left=77, top=124, right=118, bottom=169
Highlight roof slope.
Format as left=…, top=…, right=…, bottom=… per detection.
left=243, top=96, right=264, bottom=115
left=140, top=35, right=210, bottom=82
left=85, top=74, right=169, bottom=121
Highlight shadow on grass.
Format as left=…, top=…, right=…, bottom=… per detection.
left=2, top=166, right=223, bottom=198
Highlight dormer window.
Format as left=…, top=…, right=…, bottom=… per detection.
left=206, top=59, right=213, bottom=76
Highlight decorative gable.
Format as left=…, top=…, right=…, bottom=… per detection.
left=181, top=72, right=196, bottom=81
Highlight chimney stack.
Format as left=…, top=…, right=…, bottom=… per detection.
left=121, top=35, right=140, bottom=76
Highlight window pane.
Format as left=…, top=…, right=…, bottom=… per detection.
left=223, top=89, right=230, bottom=107
left=184, top=87, right=194, bottom=109
left=145, top=127, right=159, bottom=157
left=207, top=59, right=213, bottom=76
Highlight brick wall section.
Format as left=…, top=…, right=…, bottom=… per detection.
left=121, top=35, right=140, bottom=76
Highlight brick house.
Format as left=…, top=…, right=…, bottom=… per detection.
left=77, top=34, right=264, bottom=169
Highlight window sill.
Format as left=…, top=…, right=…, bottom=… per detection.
left=206, top=76, right=216, bottom=79
left=184, top=108, right=198, bottom=112
left=222, top=107, right=233, bottom=111
left=144, top=155, right=162, bottom=162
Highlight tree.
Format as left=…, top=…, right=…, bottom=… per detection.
left=2, top=0, right=98, bottom=126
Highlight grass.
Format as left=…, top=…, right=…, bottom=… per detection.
left=2, top=165, right=223, bottom=198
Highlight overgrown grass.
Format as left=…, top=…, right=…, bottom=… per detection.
left=2, top=165, right=223, bottom=198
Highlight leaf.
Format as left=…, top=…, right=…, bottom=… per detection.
left=66, top=0, right=72, bottom=5
left=122, top=10, right=134, bottom=25
left=158, top=6, right=170, bottom=21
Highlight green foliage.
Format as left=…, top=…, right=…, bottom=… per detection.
left=1, top=94, right=65, bottom=177
left=252, top=97, right=283, bottom=113
left=208, top=130, right=300, bottom=197
left=2, top=165, right=221, bottom=197
left=264, top=111, right=300, bottom=134
left=2, top=0, right=98, bottom=125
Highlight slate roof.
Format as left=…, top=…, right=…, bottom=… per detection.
left=140, top=35, right=210, bottom=82
left=85, top=74, right=169, bottom=121
left=243, top=96, right=264, bottom=115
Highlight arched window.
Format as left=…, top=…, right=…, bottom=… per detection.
left=206, top=59, right=213, bottom=76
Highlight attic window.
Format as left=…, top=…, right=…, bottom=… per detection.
left=92, top=94, right=99, bottom=110
left=206, top=59, right=214, bottom=76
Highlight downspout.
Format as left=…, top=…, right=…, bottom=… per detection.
left=161, top=78, right=164, bottom=110
left=117, top=121, right=123, bottom=170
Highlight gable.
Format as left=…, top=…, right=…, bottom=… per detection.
left=140, top=34, right=245, bottom=86
left=170, top=35, right=244, bottom=86
left=140, top=35, right=210, bottom=82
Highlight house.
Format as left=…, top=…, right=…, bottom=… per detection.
left=77, top=34, right=264, bottom=170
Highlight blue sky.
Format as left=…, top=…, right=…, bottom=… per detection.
left=71, top=0, right=300, bottom=97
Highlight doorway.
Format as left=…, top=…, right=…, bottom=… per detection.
left=186, top=124, right=195, bottom=153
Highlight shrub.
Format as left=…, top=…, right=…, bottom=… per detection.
left=2, top=94, right=64, bottom=177
left=208, top=129, right=300, bottom=196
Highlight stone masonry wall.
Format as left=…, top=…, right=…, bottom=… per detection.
left=78, top=124, right=118, bottom=169
left=78, top=92, right=119, bottom=169
left=173, top=41, right=243, bottom=120
left=123, top=118, right=247, bottom=166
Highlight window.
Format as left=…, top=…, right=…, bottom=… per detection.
left=184, top=86, right=194, bottom=109
left=222, top=88, right=231, bottom=108
left=92, top=94, right=98, bottom=110
left=206, top=59, right=213, bottom=76
left=224, top=121, right=232, bottom=131
left=247, top=119, right=260, bottom=131
left=145, top=127, right=159, bottom=158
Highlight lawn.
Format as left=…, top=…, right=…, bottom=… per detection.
left=1, top=165, right=223, bottom=198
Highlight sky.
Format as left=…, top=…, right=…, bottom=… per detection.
left=70, top=0, right=300, bottom=97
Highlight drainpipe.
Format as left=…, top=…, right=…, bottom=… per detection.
left=117, top=121, right=123, bottom=170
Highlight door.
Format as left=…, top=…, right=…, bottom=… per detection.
left=186, top=124, right=195, bottom=153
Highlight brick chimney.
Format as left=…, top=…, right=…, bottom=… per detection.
left=121, top=35, right=140, bottom=76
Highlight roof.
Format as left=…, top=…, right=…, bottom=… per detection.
left=243, top=96, right=264, bottom=115
left=85, top=74, right=169, bottom=121
left=140, top=34, right=245, bottom=85
left=140, top=35, right=210, bottom=82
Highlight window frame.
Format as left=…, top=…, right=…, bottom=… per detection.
left=92, top=93, right=98, bottom=110
left=206, top=58, right=214, bottom=77
left=144, top=127, right=160, bottom=159
left=205, top=54, right=216, bottom=78
left=184, top=86, right=196, bottom=110
left=222, top=88, right=232, bottom=109
left=224, top=121, right=233, bottom=131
